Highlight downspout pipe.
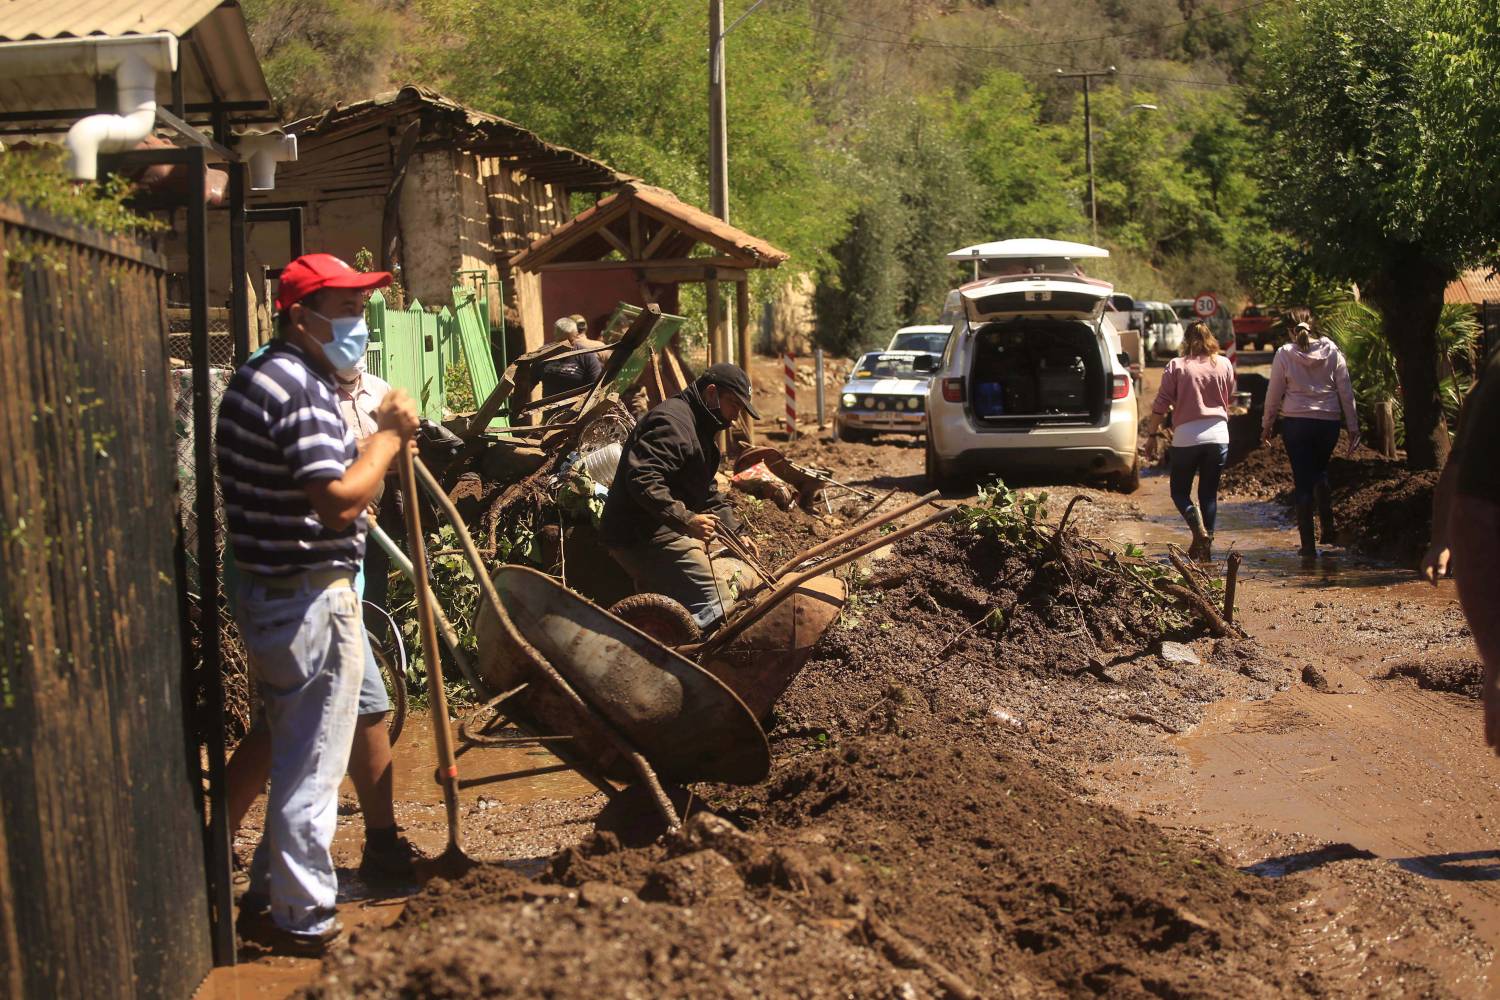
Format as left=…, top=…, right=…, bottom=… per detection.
left=65, top=34, right=178, bottom=181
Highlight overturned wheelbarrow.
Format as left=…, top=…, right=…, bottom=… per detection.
left=606, top=491, right=956, bottom=722
left=473, top=565, right=770, bottom=788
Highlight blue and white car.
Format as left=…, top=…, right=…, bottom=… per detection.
left=835, top=350, right=938, bottom=442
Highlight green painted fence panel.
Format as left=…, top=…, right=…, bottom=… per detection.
left=451, top=282, right=505, bottom=428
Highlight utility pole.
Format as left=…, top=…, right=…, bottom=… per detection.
left=708, top=0, right=729, bottom=223
left=1056, top=66, right=1115, bottom=242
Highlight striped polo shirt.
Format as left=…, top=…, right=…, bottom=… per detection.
left=215, top=341, right=365, bottom=578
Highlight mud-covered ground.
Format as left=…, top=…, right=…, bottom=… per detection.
left=215, top=358, right=1493, bottom=999
left=1219, top=435, right=1439, bottom=568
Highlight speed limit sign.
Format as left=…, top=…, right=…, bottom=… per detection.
left=1193, top=292, right=1219, bottom=318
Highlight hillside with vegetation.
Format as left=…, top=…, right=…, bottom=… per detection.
left=242, top=0, right=1285, bottom=354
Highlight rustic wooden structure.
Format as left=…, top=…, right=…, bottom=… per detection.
left=0, top=204, right=213, bottom=999
left=223, top=86, right=624, bottom=357
left=511, top=181, right=789, bottom=369
left=1445, top=266, right=1500, bottom=359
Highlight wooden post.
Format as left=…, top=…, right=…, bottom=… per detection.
left=1374, top=400, right=1396, bottom=458
left=706, top=273, right=721, bottom=367
left=736, top=277, right=751, bottom=370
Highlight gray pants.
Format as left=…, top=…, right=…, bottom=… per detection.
left=610, top=533, right=736, bottom=629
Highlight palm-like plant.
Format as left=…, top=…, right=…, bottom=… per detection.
left=1319, top=298, right=1479, bottom=444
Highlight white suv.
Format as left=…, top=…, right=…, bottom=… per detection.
left=925, top=272, right=1140, bottom=492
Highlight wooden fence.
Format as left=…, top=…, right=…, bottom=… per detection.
left=0, top=204, right=212, bottom=998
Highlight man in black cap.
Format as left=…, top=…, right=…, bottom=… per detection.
left=601, top=363, right=761, bottom=629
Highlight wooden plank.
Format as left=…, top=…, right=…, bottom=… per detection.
left=628, top=204, right=642, bottom=257
left=640, top=223, right=674, bottom=259
left=597, top=224, right=630, bottom=257
left=707, top=276, right=721, bottom=366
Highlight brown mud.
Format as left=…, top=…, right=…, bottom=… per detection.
left=1219, top=435, right=1438, bottom=568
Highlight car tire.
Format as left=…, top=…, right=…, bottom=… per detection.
left=836, top=419, right=870, bottom=444
left=1109, top=458, right=1142, bottom=494
left=924, top=435, right=962, bottom=493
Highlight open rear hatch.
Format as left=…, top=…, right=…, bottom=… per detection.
left=960, top=277, right=1113, bottom=427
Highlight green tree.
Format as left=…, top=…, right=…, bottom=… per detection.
left=1255, top=0, right=1500, bottom=468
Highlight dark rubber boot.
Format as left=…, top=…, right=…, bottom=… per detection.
left=1184, top=507, right=1211, bottom=561
left=1296, top=501, right=1317, bottom=559
left=1314, top=483, right=1336, bottom=544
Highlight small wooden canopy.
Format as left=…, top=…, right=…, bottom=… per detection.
left=511, top=182, right=787, bottom=368
left=511, top=182, right=787, bottom=282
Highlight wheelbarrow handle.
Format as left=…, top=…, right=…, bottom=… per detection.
left=771, top=489, right=941, bottom=578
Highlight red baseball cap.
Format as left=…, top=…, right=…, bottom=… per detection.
left=275, top=253, right=392, bottom=312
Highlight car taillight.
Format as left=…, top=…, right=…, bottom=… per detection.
left=1111, top=373, right=1130, bottom=400
left=942, top=378, right=965, bottom=403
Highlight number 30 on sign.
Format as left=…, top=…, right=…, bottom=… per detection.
left=1193, top=292, right=1219, bottom=318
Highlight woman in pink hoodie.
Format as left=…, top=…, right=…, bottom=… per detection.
left=1261, top=310, right=1359, bottom=558
left=1145, top=322, right=1237, bottom=561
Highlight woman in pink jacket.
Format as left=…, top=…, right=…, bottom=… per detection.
left=1145, top=322, right=1237, bottom=561
left=1261, top=310, right=1359, bottom=558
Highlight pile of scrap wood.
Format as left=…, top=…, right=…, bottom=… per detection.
left=437, top=304, right=692, bottom=565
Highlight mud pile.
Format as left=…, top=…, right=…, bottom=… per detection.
left=1220, top=438, right=1435, bottom=567
left=772, top=514, right=1289, bottom=761
left=306, top=729, right=1309, bottom=999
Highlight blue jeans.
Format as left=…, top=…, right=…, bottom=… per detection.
left=234, top=575, right=364, bottom=935
left=1281, top=416, right=1341, bottom=504
left=1169, top=443, right=1229, bottom=533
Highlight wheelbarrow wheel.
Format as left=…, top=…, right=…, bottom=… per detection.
left=609, top=593, right=702, bottom=647
left=370, top=640, right=408, bottom=747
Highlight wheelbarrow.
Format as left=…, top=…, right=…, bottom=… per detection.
left=398, top=458, right=952, bottom=833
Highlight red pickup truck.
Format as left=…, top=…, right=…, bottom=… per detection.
left=1232, top=305, right=1278, bottom=350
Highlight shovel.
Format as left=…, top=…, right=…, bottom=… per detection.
left=396, top=445, right=475, bottom=877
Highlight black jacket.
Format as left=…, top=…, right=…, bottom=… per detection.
left=600, top=383, right=738, bottom=546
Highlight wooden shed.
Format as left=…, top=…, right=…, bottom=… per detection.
left=511, top=181, right=788, bottom=367
left=213, top=85, right=624, bottom=356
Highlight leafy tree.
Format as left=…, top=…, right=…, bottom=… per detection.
left=242, top=0, right=409, bottom=120
left=1255, top=0, right=1500, bottom=468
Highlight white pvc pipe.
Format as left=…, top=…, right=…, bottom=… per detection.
left=0, top=34, right=180, bottom=181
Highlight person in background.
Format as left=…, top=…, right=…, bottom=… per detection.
left=216, top=253, right=418, bottom=954
left=1261, top=308, right=1359, bottom=559
left=1450, top=346, right=1500, bottom=754
left=1144, top=321, right=1236, bottom=562
left=601, top=364, right=761, bottom=630
left=538, top=316, right=604, bottom=399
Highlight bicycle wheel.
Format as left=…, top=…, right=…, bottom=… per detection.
left=370, top=640, right=408, bottom=746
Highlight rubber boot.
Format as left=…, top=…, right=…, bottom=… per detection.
left=1313, top=482, right=1336, bottom=544
left=1184, top=507, right=1211, bottom=562
left=1296, top=501, right=1317, bottom=560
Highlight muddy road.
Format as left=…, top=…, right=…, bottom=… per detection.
left=204, top=358, right=1498, bottom=998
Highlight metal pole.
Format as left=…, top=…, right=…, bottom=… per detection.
left=1084, top=75, right=1096, bottom=241
left=1056, top=67, right=1115, bottom=242
left=187, top=146, right=235, bottom=968
left=227, top=162, right=250, bottom=363
left=815, top=348, right=826, bottom=430
left=708, top=0, right=729, bottom=223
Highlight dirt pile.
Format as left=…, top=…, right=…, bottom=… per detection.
left=1220, top=438, right=1435, bottom=567
left=306, top=729, right=1311, bottom=999
left=1382, top=657, right=1483, bottom=699
left=770, top=510, right=1290, bottom=763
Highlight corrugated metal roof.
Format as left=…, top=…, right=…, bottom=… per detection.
left=0, top=0, right=224, bottom=40
left=0, top=1, right=274, bottom=128
left=1446, top=267, right=1500, bottom=305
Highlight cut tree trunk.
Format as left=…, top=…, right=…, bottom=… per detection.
left=1366, top=253, right=1454, bottom=471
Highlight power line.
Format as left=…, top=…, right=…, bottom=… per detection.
left=773, top=0, right=1285, bottom=54
left=748, top=11, right=1249, bottom=89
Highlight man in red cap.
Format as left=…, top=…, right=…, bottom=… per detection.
left=216, top=254, right=418, bottom=954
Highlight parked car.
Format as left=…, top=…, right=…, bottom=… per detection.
left=887, top=324, right=951, bottom=355
left=835, top=350, right=938, bottom=442
left=925, top=271, right=1140, bottom=493
left=1170, top=298, right=1236, bottom=358
left=1140, top=301, right=1185, bottom=357
left=1232, top=304, right=1278, bottom=350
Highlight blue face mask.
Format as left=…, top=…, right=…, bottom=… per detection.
left=306, top=307, right=368, bottom=375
